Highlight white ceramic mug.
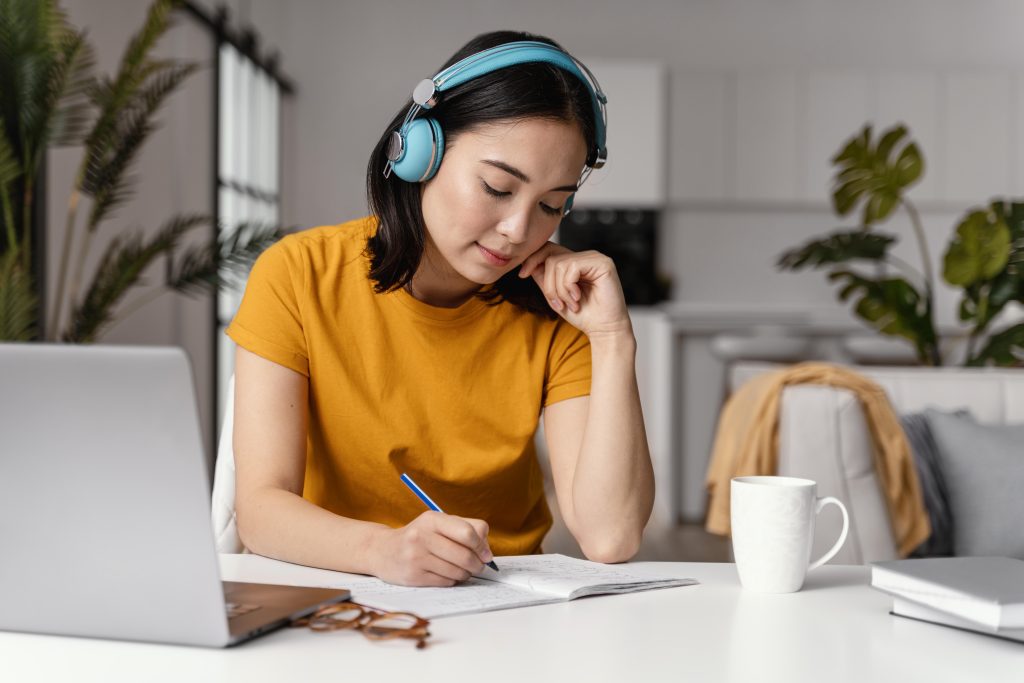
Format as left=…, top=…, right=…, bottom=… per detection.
left=730, top=476, right=850, bottom=593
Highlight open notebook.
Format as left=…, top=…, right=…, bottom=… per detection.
left=220, top=554, right=697, bottom=619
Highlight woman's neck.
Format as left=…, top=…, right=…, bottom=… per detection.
left=406, top=245, right=481, bottom=308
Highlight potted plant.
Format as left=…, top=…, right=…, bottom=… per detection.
left=777, top=123, right=1023, bottom=367
left=0, top=0, right=285, bottom=343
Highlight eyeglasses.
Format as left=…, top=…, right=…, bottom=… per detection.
left=291, top=601, right=432, bottom=649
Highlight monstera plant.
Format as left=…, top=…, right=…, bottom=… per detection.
left=0, top=0, right=285, bottom=342
left=778, top=123, right=1024, bottom=367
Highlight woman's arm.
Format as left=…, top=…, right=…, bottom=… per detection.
left=542, top=333, right=653, bottom=563
left=232, top=346, right=494, bottom=586
left=519, top=245, right=655, bottom=563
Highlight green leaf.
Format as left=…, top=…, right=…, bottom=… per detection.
left=864, top=190, right=899, bottom=224
left=777, top=231, right=896, bottom=270
left=167, top=221, right=288, bottom=297
left=827, top=269, right=938, bottom=364
left=48, top=25, right=97, bottom=147
left=875, top=125, right=906, bottom=161
left=829, top=123, right=924, bottom=227
left=79, top=0, right=190, bottom=227
left=0, top=125, right=19, bottom=188
left=967, top=323, right=1024, bottom=367
left=0, top=243, right=37, bottom=340
left=0, top=0, right=96, bottom=177
left=893, top=143, right=923, bottom=186
left=81, top=0, right=177, bottom=156
left=942, top=207, right=1011, bottom=287
left=82, top=59, right=198, bottom=227
left=999, top=201, right=1024, bottom=240
left=949, top=201, right=1024, bottom=335
left=64, top=213, right=207, bottom=342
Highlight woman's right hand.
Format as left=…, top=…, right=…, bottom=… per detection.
left=371, top=511, right=495, bottom=587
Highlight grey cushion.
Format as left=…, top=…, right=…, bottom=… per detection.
left=924, top=409, right=1024, bottom=559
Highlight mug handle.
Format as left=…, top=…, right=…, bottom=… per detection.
left=807, top=496, right=849, bottom=571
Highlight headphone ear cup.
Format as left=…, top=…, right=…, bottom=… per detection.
left=423, top=118, right=444, bottom=180
left=561, top=193, right=575, bottom=217
left=391, top=117, right=444, bottom=182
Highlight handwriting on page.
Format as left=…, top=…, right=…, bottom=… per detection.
left=356, top=578, right=555, bottom=618
left=480, top=554, right=658, bottom=594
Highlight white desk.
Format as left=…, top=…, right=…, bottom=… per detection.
left=1, top=560, right=1020, bottom=682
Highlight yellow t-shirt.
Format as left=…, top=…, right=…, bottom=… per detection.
left=225, top=215, right=592, bottom=555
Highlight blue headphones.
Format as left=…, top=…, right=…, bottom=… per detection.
left=383, top=40, right=608, bottom=217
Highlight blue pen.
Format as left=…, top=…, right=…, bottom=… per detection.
left=400, top=472, right=499, bottom=571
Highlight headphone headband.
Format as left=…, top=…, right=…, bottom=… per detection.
left=413, top=41, right=607, bottom=169
left=385, top=40, right=609, bottom=188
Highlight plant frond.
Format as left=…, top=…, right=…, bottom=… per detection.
left=48, top=25, right=97, bottom=147
left=80, top=0, right=182, bottom=198
left=64, top=212, right=207, bottom=342
left=82, top=60, right=198, bottom=226
left=830, top=123, right=923, bottom=227
left=0, top=0, right=95, bottom=179
left=827, top=269, right=938, bottom=365
left=117, top=0, right=178, bottom=85
left=80, top=0, right=177, bottom=165
left=967, top=323, right=1024, bottom=368
left=0, top=242, right=38, bottom=341
left=778, top=230, right=897, bottom=271
left=168, top=221, right=288, bottom=296
left=0, top=124, right=19, bottom=187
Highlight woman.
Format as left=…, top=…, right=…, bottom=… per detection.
left=229, top=30, right=654, bottom=588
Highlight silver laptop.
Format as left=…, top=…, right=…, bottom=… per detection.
left=0, top=343, right=349, bottom=647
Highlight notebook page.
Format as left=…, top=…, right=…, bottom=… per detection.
left=477, top=554, right=697, bottom=599
left=220, top=553, right=558, bottom=618
left=356, top=578, right=561, bottom=618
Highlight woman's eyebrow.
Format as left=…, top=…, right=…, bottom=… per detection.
left=480, top=159, right=578, bottom=192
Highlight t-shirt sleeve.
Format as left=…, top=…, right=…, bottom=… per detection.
left=543, top=319, right=592, bottom=407
left=225, top=236, right=310, bottom=376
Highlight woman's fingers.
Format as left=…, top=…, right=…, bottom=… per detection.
left=552, top=261, right=576, bottom=313
left=432, top=515, right=492, bottom=565
left=462, top=518, right=493, bottom=561
left=425, top=532, right=484, bottom=579
left=518, top=241, right=558, bottom=279
left=383, top=512, right=495, bottom=587
left=412, top=568, right=460, bottom=587
left=559, top=261, right=583, bottom=312
left=520, top=246, right=613, bottom=316
left=543, top=255, right=563, bottom=312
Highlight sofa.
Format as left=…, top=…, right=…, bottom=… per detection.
left=727, top=363, right=1024, bottom=565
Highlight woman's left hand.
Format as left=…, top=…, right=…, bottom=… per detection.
left=518, top=242, right=631, bottom=339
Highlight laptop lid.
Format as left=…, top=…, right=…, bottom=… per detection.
left=0, top=343, right=234, bottom=647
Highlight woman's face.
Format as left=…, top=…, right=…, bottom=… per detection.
left=419, top=117, right=588, bottom=290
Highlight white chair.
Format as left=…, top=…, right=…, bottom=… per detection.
left=211, top=375, right=246, bottom=553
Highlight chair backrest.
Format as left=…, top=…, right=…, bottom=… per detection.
left=731, top=362, right=1024, bottom=420
left=211, top=374, right=246, bottom=553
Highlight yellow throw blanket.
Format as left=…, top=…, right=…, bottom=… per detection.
left=704, top=362, right=931, bottom=557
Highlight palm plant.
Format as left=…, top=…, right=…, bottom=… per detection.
left=0, top=0, right=285, bottom=343
left=778, top=123, right=1024, bottom=367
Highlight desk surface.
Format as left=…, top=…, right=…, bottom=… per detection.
left=1, top=560, right=1020, bottom=682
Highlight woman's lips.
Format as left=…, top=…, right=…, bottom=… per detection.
left=476, top=243, right=511, bottom=266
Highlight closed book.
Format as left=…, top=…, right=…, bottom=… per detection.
left=871, top=557, right=1024, bottom=630
left=891, top=597, right=1024, bottom=645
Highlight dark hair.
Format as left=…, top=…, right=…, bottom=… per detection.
left=364, top=30, right=598, bottom=319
